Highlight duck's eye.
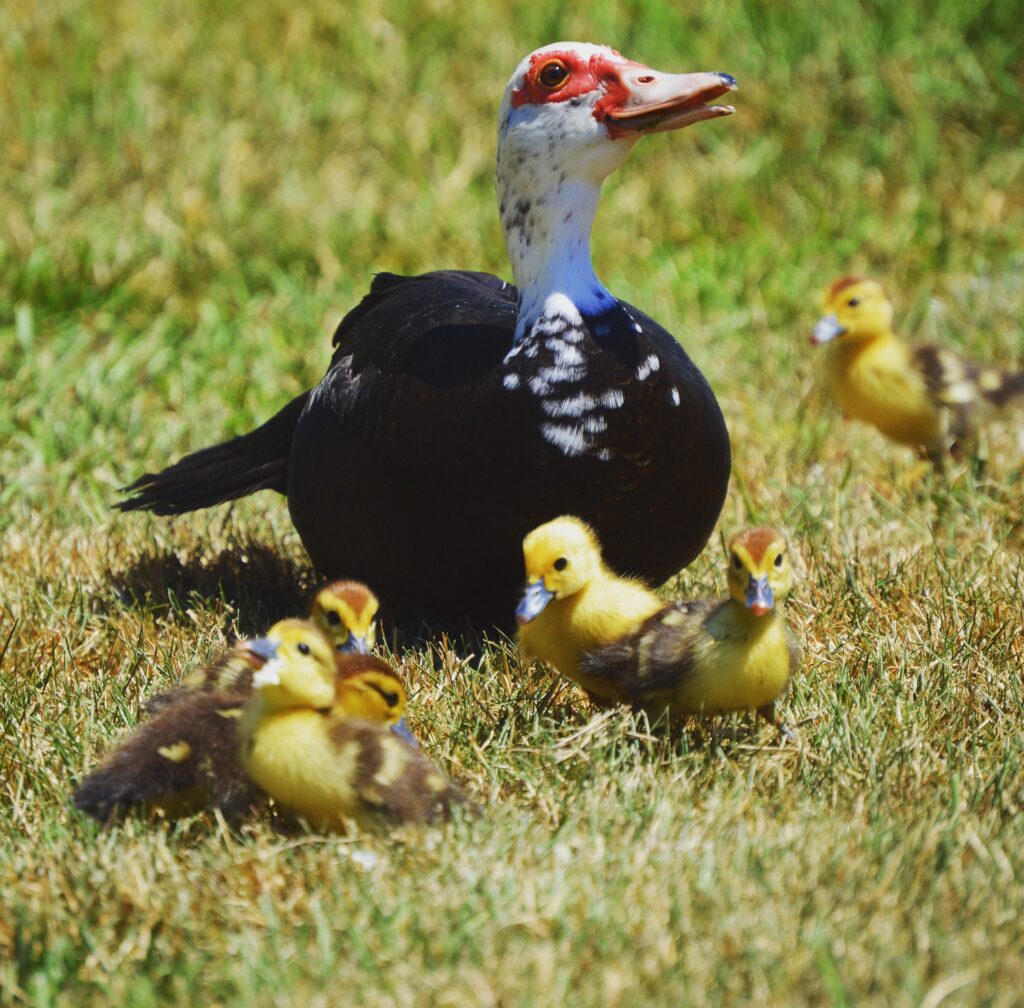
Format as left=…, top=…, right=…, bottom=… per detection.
left=297, top=642, right=311, bottom=655
left=538, top=60, right=570, bottom=91
left=553, top=557, right=568, bottom=571
left=847, top=297, right=860, bottom=307
left=732, top=555, right=743, bottom=570
left=774, top=553, right=784, bottom=568
left=325, top=610, right=341, bottom=626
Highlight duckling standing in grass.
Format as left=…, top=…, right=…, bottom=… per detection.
left=812, top=276, right=1024, bottom=469
left=517, top=517, right=799, bottom=735
left=239, top=621, right=466, bottom=831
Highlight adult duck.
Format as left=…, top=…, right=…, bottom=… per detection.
left=120, top=42, right=736, bottom=624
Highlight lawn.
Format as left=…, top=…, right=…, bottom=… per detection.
left=2, top=0, right=1023, bottom=1004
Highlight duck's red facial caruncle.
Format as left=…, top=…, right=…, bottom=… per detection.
left=510, top=47, right=737, bottom=139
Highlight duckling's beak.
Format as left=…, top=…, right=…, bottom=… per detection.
left=516, top=578, right=555, bottom=625
left=745, top=576, right=774, bottom=617
left=242, top=637, right=279, bottom=662
left=811, top=314, right=846, bottom=345
left=391, top=718, right=421, bottom=750
left=337, top=634, right=370, bottom=655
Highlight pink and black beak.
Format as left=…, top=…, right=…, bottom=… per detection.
left=745, top=576, right=774, bottom=617
left=605, top=69, right=737, bottom=139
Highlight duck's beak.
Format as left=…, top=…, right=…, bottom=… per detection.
left=516, top=578, right=555, bottom=625
left=811, top=314, right=846, bottom=345
left=337, top=634, right=370, bottom=655
left=605, top=69, right=737, bottom=139
left=745, top=576, right=774, bottom=617
left=241, top=637, right=279, bottom=663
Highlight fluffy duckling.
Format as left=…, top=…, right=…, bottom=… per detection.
left=72, top=627, right=412, bottom=822
left=517, top=518, right=799, bottom=733
left=516, top=516, right=664, bottom=697
left=812, top=276, right=1024, bottom=468
left=239, top=621, right=466, bottom=831
left=578, top=528, right=800, bottom=733
left=144, top=579, right=380, bottom=714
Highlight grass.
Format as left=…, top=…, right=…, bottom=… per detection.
left=2, top=0, right=1023, bottom=1004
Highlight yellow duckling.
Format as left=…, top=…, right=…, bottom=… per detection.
left=72, top=625, right=412, bottom=822
left=812, top=276, right=1024, bottom=468
left=171, top=579, right=380, bottom=700
left=517, top=518, right=799, bottom=733
left=239, top=621, right=466, bottom=831
left=516, top=516, right=663, bottom=698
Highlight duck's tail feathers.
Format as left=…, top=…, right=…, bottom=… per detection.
left=117, top=392, right=309, bottom=515
left=980, top=369, right=1024, bottom=411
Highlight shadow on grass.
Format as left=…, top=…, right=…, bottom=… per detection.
left=104, top=538, right=317, bottom=637
left=103, top=535, right=508, bottom=648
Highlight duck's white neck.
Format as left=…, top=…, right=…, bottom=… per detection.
left=496, top=166, right=618, bottom=344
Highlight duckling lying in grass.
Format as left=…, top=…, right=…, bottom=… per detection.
left=72, top=641, right=271, bottom=821
left=812, top=276, right=1024, bottom=469
left=72, top=603, right=411, bottom=822
left=517, top=517, right=800, bottom=735
left=146, top=579, right=380, bottom=713
left=239, top=621, right=466, bottom=830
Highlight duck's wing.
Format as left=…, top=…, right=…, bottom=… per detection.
left=326, top=718, right=470, bottom=825
left=73, top=691, right=257, bottom=822
left=578, top=600, right=715, bottom=701
left=142, top=647, right=260, bottom=717
left=329, top=270, right=518, bottom=384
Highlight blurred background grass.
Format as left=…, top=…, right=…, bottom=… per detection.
left=1, top=0, right=1023, bottom=1005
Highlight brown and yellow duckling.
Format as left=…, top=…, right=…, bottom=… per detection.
left=239, top=621, right=466, bottom=831
left=517, top=517, right=799, bottom=735
left=812, top=276, right=1024, bottom=469
left=72, top=605, right=409, bottom=823
left=151, top=579, right=380, bottom=707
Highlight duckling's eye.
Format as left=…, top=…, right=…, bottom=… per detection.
left=774, top=553, right=784, bottom=568
left=847, top=297, right=860, bottom=307
left=537, top=60, right=570, bottom=91
left=297, top=642, right=311, bottom=655
left=553, top=557, right=568, bottom=571
left=731, top=555, right=743, bottom=570
left=325, top=610, right=341, bottom=626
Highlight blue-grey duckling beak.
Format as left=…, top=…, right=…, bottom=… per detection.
left=745, top=576, right=774, bottom=617
left=516, top=578, right=555, bottom=625
left=244, top=637, right=279, bottom=662
left=811, top=314, right=846, bottom=345
left=337, top=634, right=370, bottom=655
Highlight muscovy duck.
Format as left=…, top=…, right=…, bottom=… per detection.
left=120, top=42, right=736, bottom=624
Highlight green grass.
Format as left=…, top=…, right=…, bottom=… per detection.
left=2, top=0, right=1023, bottom=1004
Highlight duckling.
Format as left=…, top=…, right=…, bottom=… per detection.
left=515, top=516, right=664, bottom=697
left=812, top=276, right=1024, bottom=469
left=238, top=621, right=466, bottom=831
left=577, top=528, right=800, bottom=733
left=516, top=518, right=799, bottom=733
left=145, top=579, right=379, bottom=714
left=72, top=626, right=413, bottom=822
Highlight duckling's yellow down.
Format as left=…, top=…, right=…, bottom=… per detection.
left=517, top=519, right=800, bottom=731
left=238, top=620, right=464, bottom=830
left=812, top=276, right=1024, bottom=465
left=515, top=516, right=663, bottom=694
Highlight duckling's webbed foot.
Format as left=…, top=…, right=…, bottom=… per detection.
left=756, top=703, right=796, bottom=742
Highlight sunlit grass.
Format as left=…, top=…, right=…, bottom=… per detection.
left=2, top=0, right=1023, bottom=1004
